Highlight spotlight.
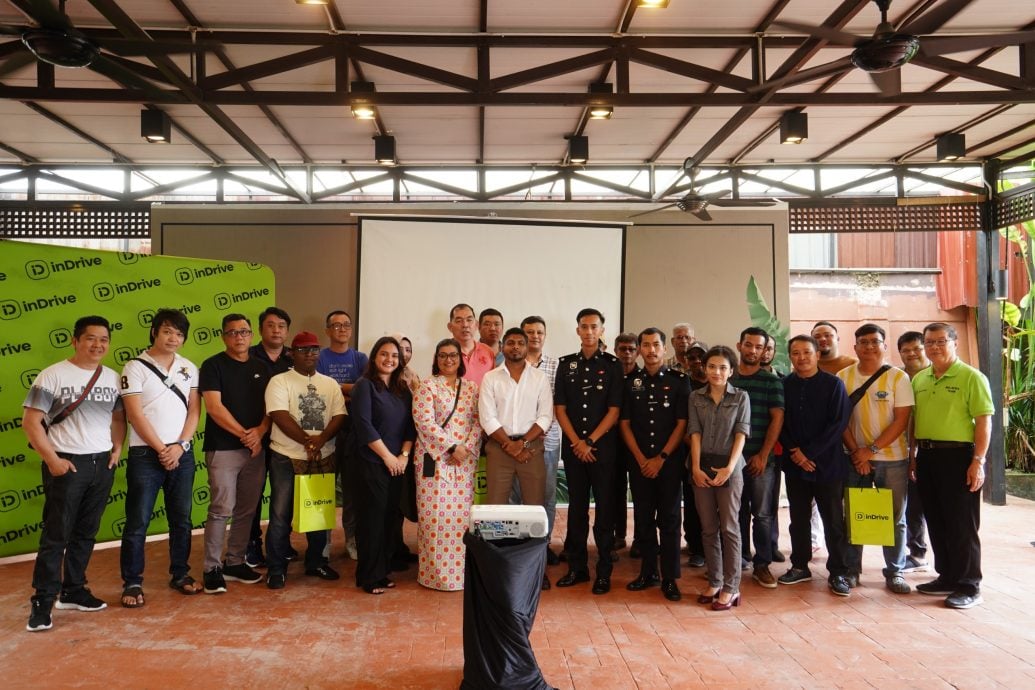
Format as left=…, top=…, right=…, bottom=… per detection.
left=780, top=111, right=807, bottom=144
left=140, top=110, right=170, bottom=143
left=588, top=83, right=613, bottom=120
left=374, top=135, right=396, bottom=164
left=568, top=135, right=588, bottom=164
left=937, top=132, right=965, bottom=162
left=351, top=80, right=376, bottom=120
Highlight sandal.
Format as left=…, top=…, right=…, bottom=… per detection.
left=121, top=585, right=145, bottom=608
left=169, top=575, right=201, bottom=595
left=378, top=578, right=397, bottom=589
left=362, top=584, right=387, bottom=595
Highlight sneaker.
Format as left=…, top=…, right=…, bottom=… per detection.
left=203, top=568, right=227, bottom=594
left=945, top=590, right=983, bottom=609
left=687, top=554, right=705, bottom=568
left=829, top=575, right=851, bottom=597
left=916, top=578, right=955, bottom=596
left=222, top=562, right=263, bottom=584
left=346, top=537, right=358, bottom=561
left=752, top=565, right=778, bottom=589
left=285, top=546, right=299, bottom=562
left=266, top=572, right=286, bottom=590
left=305, top=564, right=341, bottom=581
left=244, top=543, right=266, bottom=569
left=741, top=558, right=752, bottom=571
left=27, top=599, right=53, bottom=632
left=778, top=568, right=812, bottom=585
left=901, top=555, right=929, bottom=573
left=54, top=587, right=107, bottom=612
left=886, top=575, right=911, bottom=594
left=845, top=573, right=859, bottom=588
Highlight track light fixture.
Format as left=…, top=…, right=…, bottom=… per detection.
left=140, top=110, right=170, bottom=143
left=637, top=0, right=671, bottom=7
left=780, top=111, right=807, bottom=144
left=567, top=135, right=589, bottom=164
left=351, top=81, right=377, bottom=120
left=374, top=135, right=396, bottom=164
left=936, top=132, right=965, bottom=162
left=588, top=83, right=613, bottom=120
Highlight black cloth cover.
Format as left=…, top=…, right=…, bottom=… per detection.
left=460, top=531, right=551, bottom=690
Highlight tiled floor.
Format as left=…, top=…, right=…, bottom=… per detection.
left=4, top=498, right=1035, bottom=689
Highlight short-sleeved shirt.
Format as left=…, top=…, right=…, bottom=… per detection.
left=461, top=342, right=497, bottom=386
left=265, top=369, right=346, bottom=460
left=199, top=352, right=271, bottom=451
left=120, top=351, right=198, bottom=447
left=316, top=347, right=368, bottom=385
left=912, top=359, right=994, bottom=443
left=730, top=368, right=784, bottom=459
left=23, top=360, right=122, bottom=455
left=687, top=384, right=751, bottom=457
left=249, top=344, right=293, bottom=375
left=620, top=366, right=691, bottom=458
left=837, top=364, right=914, bottom=461
left=554, top=349, right=624, bottom=439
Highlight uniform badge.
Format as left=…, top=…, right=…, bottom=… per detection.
left=569, top=361, right=578, bottom=370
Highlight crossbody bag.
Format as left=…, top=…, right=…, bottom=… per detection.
left=422, top=379, right=463, bottom=477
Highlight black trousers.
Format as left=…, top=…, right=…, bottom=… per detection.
left=916, top=448, right=981, bottom=591
left=784, top=470, right=848, bottom=577
left=628, top=454, right=683, bottom=580
left=906, top=476, right=928, bottom=559
left=563, top=438, right=616, bottom=578
left=681, top=467, right=704, bottom=555
left=354, top=459, right=403, bottom=588
left=613, top=444, right=631, bottom=541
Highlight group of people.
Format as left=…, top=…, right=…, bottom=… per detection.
left=22, top=304, right=993, bottom=634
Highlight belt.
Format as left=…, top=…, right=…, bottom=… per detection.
left=508, top=434, right=527, bottom=441
left=916, top=439, right=974, bottom=450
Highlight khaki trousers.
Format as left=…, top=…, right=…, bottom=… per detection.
left=485, top=438, right=545, bottom=506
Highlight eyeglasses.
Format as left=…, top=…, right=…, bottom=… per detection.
left=436, top=352, right=460, bottom=360
left=616, top=346, right=638, bottom=353
left=294, top=346, right=320, bottom=354
left=923, top=339, right=954, bottom=347
left=223, top=329, right=253, bottom=338
left=327, top=323, right=352, bottom=331
left=856, top=339, right=884, bottom=347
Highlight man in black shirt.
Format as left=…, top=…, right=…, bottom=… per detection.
left=199, top=314, right=271, bottom=593
left=554, top=308, right=624, bottom=594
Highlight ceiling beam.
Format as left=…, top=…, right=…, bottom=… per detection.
left=0, top=141, right=38, bottom=163
left=200, top=45, right=335, bottom=91
left=21, top=101, right=134, bottom=164
left=85, top=0, right=309, bottom=201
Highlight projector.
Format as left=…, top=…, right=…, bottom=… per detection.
left=470, top=504, right=548, bottom=541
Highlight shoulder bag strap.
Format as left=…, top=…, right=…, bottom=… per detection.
left=847, top=364, right=891, bottom=407
left=439, top=379, right=462, bottom=429
left=48, top=366, right=104, bottom=428
left=131, top=357, right=189, bottom=408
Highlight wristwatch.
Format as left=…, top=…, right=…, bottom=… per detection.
left=867, top=443, right=879, bottom=454
left=522, top=439, right=531, bottom=449
left=660, top=451, right=670, bottom=460
left=176, top=440, right=191, bottom=452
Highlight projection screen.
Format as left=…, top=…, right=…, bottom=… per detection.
left=357, top=216, right=625, bottom=375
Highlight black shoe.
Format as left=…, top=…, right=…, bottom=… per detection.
left=556, top=570, right=591, bottom=588
left=222, top=562, right=263, bottom=584
left=771, top=549, right=786, bottom=563
left=55, top=587, right=106, bottom=611
left=305, top=565, right=340, bottom=581
left=285, top=547, right=299, bottom=562
left=945, top=590, right=983, bottom=609
left=688, top=554, right=706, bottom=568
left=203, top=568, right=227, bottom=594
left=829, top=575, right=851, bottom=597
left=546, top=547, right=560, bottom=566
left=558, top=550, right=568, bottom=563
left=592, top=576, right=611, bottom=595
left=629, top=544, right=641, bottom=559
left=245, top=542, right=266, bottom=569
left=626, top=573, right=661, bottom=591
left=662, top=579, right=682, bottom=602
left=27, top=599, right=53, bottom=632
left=541, top=574, right=551, bottom=591
left=917, top=578, right=956, bottom=596
left=266, top=573, right=286, bottom=590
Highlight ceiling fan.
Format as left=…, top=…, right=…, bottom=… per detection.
left=756, top=0, right=1035, bottom=97
left=0, top=0, right=206, bottom=92
left=629, top=158, right=778, bottom=222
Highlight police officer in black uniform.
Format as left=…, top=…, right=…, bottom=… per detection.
left=554, top=308, right=624, bottom=594
left=619, top=327, right=691, bottom=602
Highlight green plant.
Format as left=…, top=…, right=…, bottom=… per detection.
left=999, top=166, right=1035, bottom=472
left=746, top=275, right=790, bottom=373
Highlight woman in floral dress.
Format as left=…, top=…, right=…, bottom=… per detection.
left=413, top=338, right=482, bottom=590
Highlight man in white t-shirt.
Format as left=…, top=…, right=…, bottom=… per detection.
left=23, top=316, right=126, bottom=632
left=264, top=331, right=347, bottom=590
left=837, top=323, right=914, bottom=594
left=119, top=308, right=202, bottom=605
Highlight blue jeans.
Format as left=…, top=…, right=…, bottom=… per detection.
left=266, top=450, right=327, bottom=575
left=120, top=446, right=197, bottom=587
left=845, top=459, right=909, bottom=577
left=32, top=452, right=114, bottom=602
left=739, top=459, right=775, bottom=566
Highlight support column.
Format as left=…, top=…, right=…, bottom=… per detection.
left=978, top=159, right=1005, bottom=505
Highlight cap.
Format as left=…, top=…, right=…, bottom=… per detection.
left=291, top=331, right=320, bottom=349
left=688, top=340, right=708, bottom=353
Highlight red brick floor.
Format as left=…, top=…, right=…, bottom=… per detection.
left=3, top=498, right=1035, bottom=689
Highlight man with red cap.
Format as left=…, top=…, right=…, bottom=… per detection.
left=263, top=331, right=347, bottom=589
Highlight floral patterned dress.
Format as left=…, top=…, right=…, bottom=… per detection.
left=413, top=375, right=482, bottom=591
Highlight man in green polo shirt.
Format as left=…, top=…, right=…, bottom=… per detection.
left=910, top=322, right=993, bottom=609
